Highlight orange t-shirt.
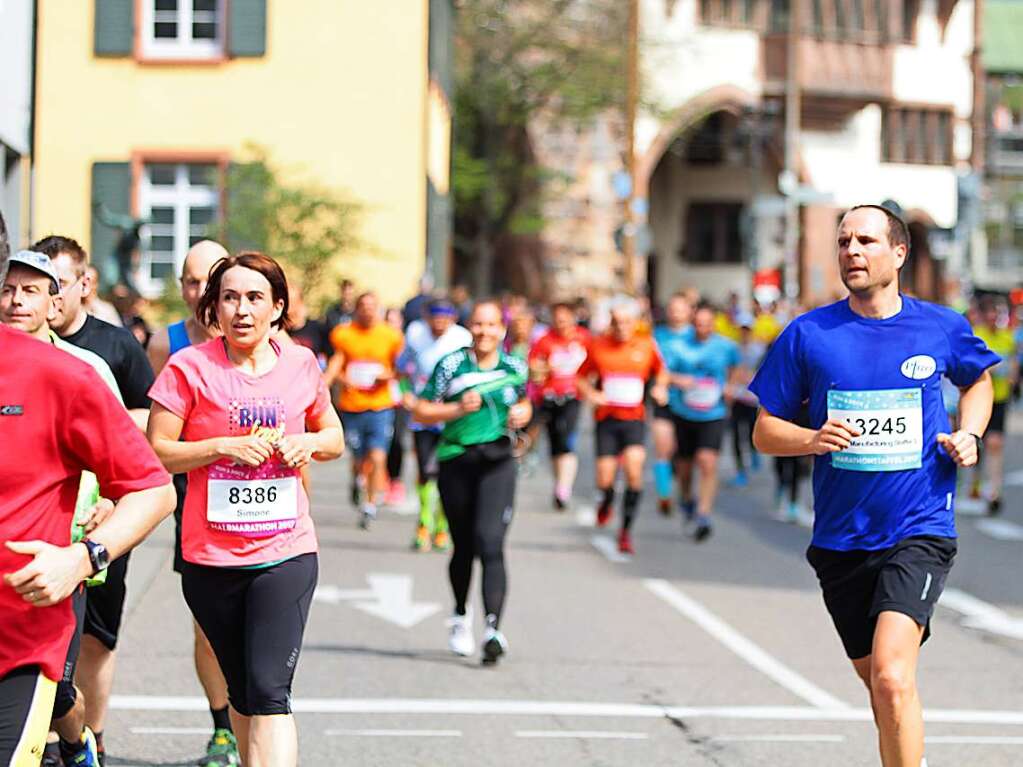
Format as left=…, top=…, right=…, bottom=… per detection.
left=578, top=333, right=663, bottom=421
left=329, top=322, right=404, bottom=412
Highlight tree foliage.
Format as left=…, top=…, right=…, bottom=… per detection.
left=452, top=0, right=629, bottom=295
left=220, top=147, right=362, bottom=307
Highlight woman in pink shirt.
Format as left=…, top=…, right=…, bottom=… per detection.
left=147, top=252, right=343, bottom=767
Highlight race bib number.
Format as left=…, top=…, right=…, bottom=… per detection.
left=603, top=375, right=644, bottom=407
left=683, top=378, right=723, bottom=411
left=549, top=345, right=586, bottom=377
left=348, top=360, right=384, bottom=390
left=207, top=463, right=299, bottom=537
left=827, top=388, right=923, bottom=472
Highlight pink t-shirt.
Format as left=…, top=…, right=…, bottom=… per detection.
left=149, top=338, right=331, bottom=567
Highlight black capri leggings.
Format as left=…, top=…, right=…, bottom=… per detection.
left=413, top=429, right=442, bottom=482
left=181, top=553, right=318, bottom=716
left=731, top=402, right=758, bottom=473
left=437, top=442, right=517, bottom=628
left=52, top=586, right=87, bottom=720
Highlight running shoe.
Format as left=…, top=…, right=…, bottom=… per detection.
left=65, top=727, right=100, bottom=767
left=969, top=479, right=981, bottom=500
left=447, top=613, right=474, bottom=657
left=481, top=626, right=508, bottom=666
left=657, top=498, right=672, bottom=517
left=358, top=503, right=377, bottom=530
left=988, top=497, right=1003, bottom=516
left=731, top=471, right=748, bottom=488
left=42, top=741, right=60, bottom=767
left=432, top=529, right=451, bottom=551
left=617, top=528, right=635, bottom=555
left=553, top=494, right=567, bottom=511
left=750, top=452, right=762, bottom=471
left=200, top=728, right=240, bottom=766
left=413, top=524, right=432, bottom=551
left=596, top=500, right=613, bottom=527
left=680, top=499, right=696, bottom=523
left=385, top=480, right=406, bottom=506
left=692, top=517, right=713, bottom=543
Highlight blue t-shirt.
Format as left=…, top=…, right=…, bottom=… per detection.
left=749, top=297, right=999, bottom=551
left=662, top=333, right=740, bottom=421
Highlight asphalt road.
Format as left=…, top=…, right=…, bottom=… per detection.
left=104, top=412, right=1023, bottom=766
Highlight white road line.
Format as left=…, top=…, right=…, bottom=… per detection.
left=591, top=535, right=631, bottom=563
left=711, top=734, right=845, bottom=743
left=515, top=730, right=648, bottom=740
left=129, top=727, right=211, bottom=735
left=926, top=735, right=1023, bottom=745
left=954, top=498, right=988, bottom=516
left=575, top=505, right=596, bottom=526
left=975, top=518, right=1023, bottom=542
left=107, top=697, right=1023, bottom=725
left=643, top=579, right=849, bottom=710
left=325, top=729, right=461, bottom=737
left=939, top=588, right=1023, bottom=640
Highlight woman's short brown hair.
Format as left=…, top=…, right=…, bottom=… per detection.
left=197, top=251, right=292, bottom=332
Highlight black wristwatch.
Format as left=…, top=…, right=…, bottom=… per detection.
left=968, top=432, right=983, bottom=457
left=81, top=539, right=110, bottom=576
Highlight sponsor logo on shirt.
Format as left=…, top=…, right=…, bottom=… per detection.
left=0, top=404, right=23, bottom=415
left=900, top=355, right=936, bottom=380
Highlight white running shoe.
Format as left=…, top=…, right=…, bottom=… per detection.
left=447, top=612, right=474, bottom=657
left=481, top=626, right=508, bottom=666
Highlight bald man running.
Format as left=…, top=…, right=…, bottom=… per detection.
left=148, top=240, right=241, bottom=767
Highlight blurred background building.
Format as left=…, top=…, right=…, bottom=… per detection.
left=26, top=0, right=453, bottom=304
left=0, top=0, right=34, bottom=251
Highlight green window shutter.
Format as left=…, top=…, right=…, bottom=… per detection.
left=90, top=162, right=132, bottom=288
left=228, top=0, right=267, bottom=57
left=94, top=0, right=135, bottom=57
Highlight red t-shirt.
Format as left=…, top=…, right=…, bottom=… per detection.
left=0, top=326, right=170, bottom=681
left=148, top=339, right=331, bottom=567
left=577, top=333, right=663, bottom=422
left=528, top=328, right=590, bottom=399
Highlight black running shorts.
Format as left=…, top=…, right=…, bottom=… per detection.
left=672, top=415, right=726, bottom=458
left=595, top=417, right=646, bottom=457
left=987, top=401, right=1008, bottom=434
left=83, top=551, right=131, bottom=651
left=538, top=398, right=581, bottom=457
left=806, top=536, right=957, bottom=660
left=0, top=666, right=56, bottom=766
left=182, top=553, right=318, bottom=716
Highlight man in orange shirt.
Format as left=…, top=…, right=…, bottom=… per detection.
left=326, top=292, right=404, bottom=528
left=578, top=297, right=669, bottom=554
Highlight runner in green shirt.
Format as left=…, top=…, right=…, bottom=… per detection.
left=413, top=301, right=531, bottom=666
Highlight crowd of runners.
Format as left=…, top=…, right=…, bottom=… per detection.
left=0, top=202, right=1015, bottom=767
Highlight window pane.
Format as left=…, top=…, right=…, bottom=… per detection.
left=150, top=235, right=176, bottom=252
left=156, top=0, right=178, bottom=10
left=192, top=21, right=217, bottom=39
left=148, top=164, right=177, bottom=185
left=150, top=206, right=175, bottom=225
left=188, top=164, right=217, bottom=187
left=193, top=0, right=217, bottom=11
left=190, top=207, right=216, bottom=227
left=151, top=261, right=175, bottom=279
left=154, top=21, right=178, bottom=38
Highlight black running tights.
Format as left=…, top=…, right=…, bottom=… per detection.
left=437, top=445, right=517, bottom=628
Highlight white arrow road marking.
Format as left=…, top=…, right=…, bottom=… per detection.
left=975, top=518, right=1023, bottom=542
left=575, top=505, right=596, bottom=527
left=644, top=579, right=849, bottom=710
left=954, top=498, right=988, bottom=516
left=939, top=588, right=1023, bottom=640
left=314, top=574, right=441, bottom=629
left=1001, top=469, right=1023, bottom=487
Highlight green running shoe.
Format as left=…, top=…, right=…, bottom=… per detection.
left=199, top=728, right=240, bottom=766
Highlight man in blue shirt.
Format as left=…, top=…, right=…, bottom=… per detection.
left=662, top=303, right=740, bottom=541
left=751, top=205, right=997, bottom=767
left=652, top=293, right=693, bottom=516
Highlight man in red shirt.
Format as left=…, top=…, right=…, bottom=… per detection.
left=0, top=212, right=176, bottom=766
left=529, top=302, right=590, bottom=510
left=577, top=297, right=668, bottom=554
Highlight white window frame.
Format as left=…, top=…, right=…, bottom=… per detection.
left=137, top=163, right=220, bottom=298
left=140, top=0, right=225, bottom=60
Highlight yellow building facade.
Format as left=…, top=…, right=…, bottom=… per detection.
left=33, top=0, right=440, bottom=306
